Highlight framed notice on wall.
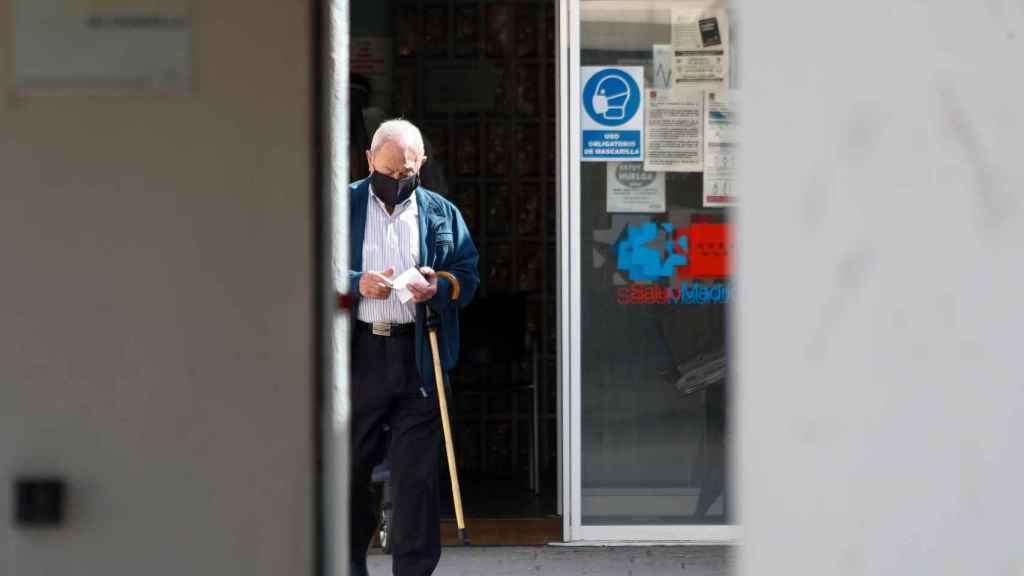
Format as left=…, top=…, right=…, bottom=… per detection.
left=14, top=0, right=193, bottom=94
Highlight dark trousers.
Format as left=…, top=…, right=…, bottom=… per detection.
left=350, top=326, right=442, bottom=576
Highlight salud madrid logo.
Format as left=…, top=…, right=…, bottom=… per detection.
left=616, top=221, right=731, bottom=305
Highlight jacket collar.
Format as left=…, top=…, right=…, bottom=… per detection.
left=414, top=185, right=428, bottom=266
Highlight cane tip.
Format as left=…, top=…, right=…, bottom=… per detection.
left=458, top=528, right=470, bottom=546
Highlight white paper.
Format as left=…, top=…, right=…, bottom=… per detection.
left=671, top=8, right=729, bottom=89
left=703, top=91, right=738, bottom=207
left=645, top=88, right=703, bottom=173
left=581, top=66, right=645, bottom=162
left=652, top=44, right=674, bottom=89
left=391, top=267, right=429, bottom=304
left=15, top=0, right=193, bottom=94
left=607, top=163, right=666, bottom=213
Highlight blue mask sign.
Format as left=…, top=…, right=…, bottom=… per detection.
left=581, top=66, right=644, bottom=161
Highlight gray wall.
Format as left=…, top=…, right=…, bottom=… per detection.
left=738, top=0, right=1024, bottom=574
left=0, top=1, right=314, bottom=574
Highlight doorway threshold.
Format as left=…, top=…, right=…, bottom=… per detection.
left=439, top=517, right=562, bottom=546
left=550, top=540, right=737, bottom=547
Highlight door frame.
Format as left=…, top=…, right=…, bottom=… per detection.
left=321, top=0, right=350, bottom=573
left=557, top=0, right=738, bottom=544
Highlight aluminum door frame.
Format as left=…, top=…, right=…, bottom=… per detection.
left=558, top=0, right=739, bottom=544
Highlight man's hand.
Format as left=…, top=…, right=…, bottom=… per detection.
left=359, top=267, right=395, bottom=299
left=408, top=267, right=438, bottom=303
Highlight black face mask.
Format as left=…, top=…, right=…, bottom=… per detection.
left=371, top=171, right=419, bottom=209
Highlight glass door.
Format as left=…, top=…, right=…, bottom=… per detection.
left=561, top=0, right=737, bottom=542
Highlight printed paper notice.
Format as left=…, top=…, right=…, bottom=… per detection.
left=15, top=0, right=192, bottom=94
left=607, top=163, right=666, bottom=213
left=703, top=91, right=738, bottom=207
left=645, top=88, right=703, bottom=173
left=652, top=44, right=674, bottom=89
left=671, top=8, right=729, bottom=88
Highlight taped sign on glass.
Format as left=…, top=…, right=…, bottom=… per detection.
left=644, top=88, right=703, bottom=173
left=671, top=8, right=729, bottom=88
left=703, top=91, right=738, bottom=207
left=606, top=162, right=665, bottom=213
left=581, top=66, right=644, bottom=161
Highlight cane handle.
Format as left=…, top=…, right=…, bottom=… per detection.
left=435, top=271, right=460, bottom=301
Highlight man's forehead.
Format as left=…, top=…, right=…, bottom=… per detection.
left=375, top=140, right=422, bottom=162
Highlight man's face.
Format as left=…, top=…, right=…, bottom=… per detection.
left=366, top=141, right=424, bottom=179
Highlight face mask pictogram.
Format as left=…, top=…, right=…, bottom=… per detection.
left=592, top=75, right=631, bottom=120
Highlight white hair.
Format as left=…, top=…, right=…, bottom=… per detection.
left=369, top=119, right=425, bottom=159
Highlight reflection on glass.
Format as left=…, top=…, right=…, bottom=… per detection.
left=519, top=241, right=543, bottom=292
left=527, top=300, right=542, bottom=346
left=579, top=0, right=733, bottom=526
left=423, top=5, right=449, bottom=57
left=545, top=4, right=555, bottom=56
left=492, top=66, right=509, bottom=115
left=515, top=5, right=539, bottom=58
left=486, top=123, right=509, bottom=176
left=488, top=239, right=514, bottom=293
left=454, top=183, right=480, bottom=235
left=486, top=184, right=512, bottom=237
left=455, top=124, right=480, bottom=176
left=391, top=65, right=417, bottom=116
left=516, top=66, right=540, bottom=117
left=454, top=5, right=479, bottom=58
left=515, top=124, right=540, bottom=176
left=396, top=7, right=418, bottom=58
left=423, top=124, right=448, bottom=174
left=546, top=64, right=556, bottom=118
left=485, top=5, right=512, bottom=58
left=517, top=183, right=541, bottom=236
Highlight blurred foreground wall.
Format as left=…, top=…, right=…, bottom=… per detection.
left=0, top=1, right=314, bottom=574
left=738, top=1, right=1024, bottom=574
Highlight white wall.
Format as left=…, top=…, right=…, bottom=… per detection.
left=739, top=0, right=1024, bottom=574
left=0, top=1, right=314, bottom=575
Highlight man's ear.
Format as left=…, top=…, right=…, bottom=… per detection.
left=418, top=155, right=428, bottom=171
left=365, top=150, right=374, bottom=174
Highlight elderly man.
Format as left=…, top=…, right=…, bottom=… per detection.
left=348, top=119, right=479, bottom=576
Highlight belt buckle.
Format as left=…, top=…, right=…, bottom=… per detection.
left=371, top=322, right=392, bottom=337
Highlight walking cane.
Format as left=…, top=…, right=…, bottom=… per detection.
left=427, top=271, right=469, bottom=545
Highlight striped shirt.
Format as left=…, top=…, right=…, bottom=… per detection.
left=357, top=186, right=420, bottom=324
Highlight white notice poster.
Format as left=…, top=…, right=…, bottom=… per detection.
left=703, top=91, right=738, bottom=207
left=15, top=0, right=193, bottom=94
left=645, top=88, right=703, bottom=173
left=671, top=8, right=729, bottom=89
left=652, top=44, right=674, bottom=89
left=607, top=163, right=666, bottom=213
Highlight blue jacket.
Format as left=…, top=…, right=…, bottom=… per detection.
left=348, top=177, right=479, bottom=394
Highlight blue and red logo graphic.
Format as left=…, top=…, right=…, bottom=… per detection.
left=615, top=221, right=731, bottom=304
